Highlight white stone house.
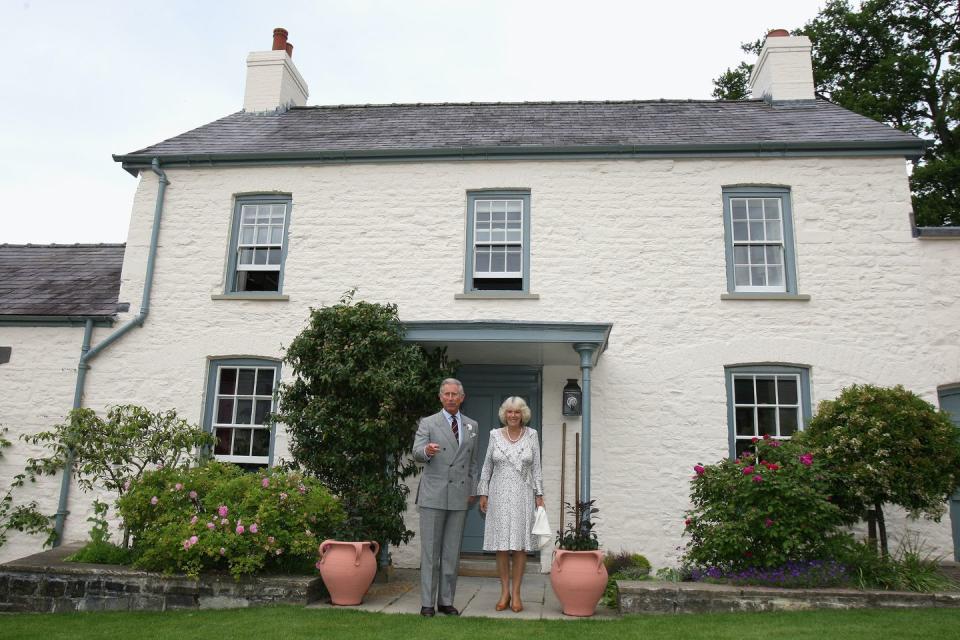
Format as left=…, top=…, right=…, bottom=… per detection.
left=2, top=28, right=959, bottom=569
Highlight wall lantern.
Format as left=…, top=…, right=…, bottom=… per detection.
left=562, top=379, right=582, bottom=416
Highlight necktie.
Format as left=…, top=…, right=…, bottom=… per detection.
left=450, top=415, right=459, bottom=444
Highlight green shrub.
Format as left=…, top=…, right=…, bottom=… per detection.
left=65, top=499, right=133, bottom=565
left=841, top=536, right=958, bottom=592
left=601, top=551, right=652, bottom=607
left=117, top=462, right=345, bottom=579
left=683, top=436, right=851, bottom=571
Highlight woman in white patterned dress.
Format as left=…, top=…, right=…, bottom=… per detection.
left=476, top=396, right=545, bottom=613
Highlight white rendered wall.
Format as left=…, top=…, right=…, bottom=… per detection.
left=6, top=155, right=958, bottom=569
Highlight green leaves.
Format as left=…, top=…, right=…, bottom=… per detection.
left=0, top=427, right=55, bottom=550
left=275, top=293, right=456, bottom=547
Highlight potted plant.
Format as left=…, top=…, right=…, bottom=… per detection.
left=550, top=499, right=607, bottom=616
left=317, top=538, right=380, bottom=605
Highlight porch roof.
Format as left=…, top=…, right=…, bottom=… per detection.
left=402, top=320, right=612, bottom=366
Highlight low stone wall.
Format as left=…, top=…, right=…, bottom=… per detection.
left=0, top=545, right=322, bottom=613
left=618, top=580, right=960, bottom=614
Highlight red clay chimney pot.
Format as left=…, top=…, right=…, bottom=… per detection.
left=766, top=29, right=790, bottom=38
left=272, top=28, right=289, bottom=52
left=285, top=42, right=293, bottom=57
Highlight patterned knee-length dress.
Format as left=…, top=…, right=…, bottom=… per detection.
left=475, top=427, right=544, bottom=552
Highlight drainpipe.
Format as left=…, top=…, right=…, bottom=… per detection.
left=573, top=343, right=596, bottom=515
left=52, top=159, right=169, bottom=546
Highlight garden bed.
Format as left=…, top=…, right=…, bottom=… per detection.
left=0, top=544, right=322, bottom=613
left=617, top=579, right=960, bottom=614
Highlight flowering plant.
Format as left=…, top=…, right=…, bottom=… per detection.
left=118, top=461, right=344, bottom=578
left=683, top=437, right=850, bottom=571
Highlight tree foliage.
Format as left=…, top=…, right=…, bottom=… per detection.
left=275, top=292, right=456, bottom=549
left=0, top=427, right=55, bottom=549
left=712, top=0, right=959, bottom=226
left=798, top=384, right=960, bottom=555
left=22, top=405, right=214, bottom=546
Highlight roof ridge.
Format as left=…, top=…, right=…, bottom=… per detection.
left=0, top=243, right=127, bottom=248
left=290, top=98, right=770, bottom=110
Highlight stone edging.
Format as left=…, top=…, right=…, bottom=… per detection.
left=617, top=579, right=960, bottom=614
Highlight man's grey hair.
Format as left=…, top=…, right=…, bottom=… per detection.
left=439, top=378, right=465, bottom=395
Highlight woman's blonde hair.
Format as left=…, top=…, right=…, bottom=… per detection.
left=498, top=396, right=532, bottom=426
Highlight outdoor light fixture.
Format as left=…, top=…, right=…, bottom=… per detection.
left=562, top=378, right=582, bottom=416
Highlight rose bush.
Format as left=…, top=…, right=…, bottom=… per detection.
left=683, top=436, right=851, bottom=570
left=118, top=461, right=344, bottom=578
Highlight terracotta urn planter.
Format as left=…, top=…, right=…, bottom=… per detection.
left=317, top=540, right=380, bottom=605
left=550, top=549, right=608, bottom=616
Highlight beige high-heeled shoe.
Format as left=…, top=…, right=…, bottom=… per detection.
left=495, top=594, right=511, bottom=611
left=510, top=598, right=523, bottom=612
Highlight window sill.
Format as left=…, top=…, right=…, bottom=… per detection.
left=721, top=293, right=810, bottom=301
left=913, top=226, right=960, bottom=239
left=454, top=291, right=540, bottom=300
left=211, top=293, right=290, bottom=301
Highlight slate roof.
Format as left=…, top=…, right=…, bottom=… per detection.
left=0, top=244, right=125, bottom=318
left=116, top=99, right=923, bottom=170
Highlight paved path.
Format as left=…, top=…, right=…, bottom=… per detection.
left=307, top=569, right=619, bottom=620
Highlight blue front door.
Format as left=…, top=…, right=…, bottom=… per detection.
left=457, top=365, right=541, bottom=554
left=940, top=386, right=960, bottom=562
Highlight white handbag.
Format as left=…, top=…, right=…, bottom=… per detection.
left=531, top=505, right=552, bottom=549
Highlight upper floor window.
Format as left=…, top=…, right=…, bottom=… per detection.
left=724, top=364, right=811, bottom=458
left=465, top=191, right=530, bottom=292
left=227, top=195, right=291, bottom=294
left=722, top=187, right=798, bottom=295
left=204, top=358, right=279, bottom=467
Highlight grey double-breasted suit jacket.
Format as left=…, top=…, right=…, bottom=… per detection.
left=413, top=411, right=480, bottom=510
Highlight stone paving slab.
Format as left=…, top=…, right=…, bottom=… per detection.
left=308, top=570, right=618, bottom=620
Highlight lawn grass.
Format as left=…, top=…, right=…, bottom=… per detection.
left=2, top=606, right=959, bottom=640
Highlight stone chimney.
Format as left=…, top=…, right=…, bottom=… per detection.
left=243, top=28, right=309, bottom=113
left=748, top=29, right=815, bottom=102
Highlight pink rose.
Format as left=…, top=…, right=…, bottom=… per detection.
left=684, top=518, right=691, bottom=527
left=752, top=474, right=763, bottom=483
left=206, top=522, right=215, bottom=530
left=275, top=549, right=283, bottom=556
left=693, top=465, right=705, bottom=476
left=182, top=539, right=191, bottom=550
left=261, top=477, right=270, bottom=488
left=280, top=492, right=288, bottom=501
left=221, top=518, right=229, bottom=525
left=189, top=490, right=198, bottom=499
left=765, top=518, right=774, bottom=528
left=218, top=505, right=229, bottom=518
left=298, top=485, right=306, bottom=495
left=175, top=483, right=183, bottom=491
left=190, top=515, right=198, bottom=525
left=150, top=496, right=159, bottom=505
left=250, top=523, right=259, bottom=534
left=189, top=535, right=198, bottom=545
left=219, top=547, right=226, bottom=555
left=769, top=440, right=782, bottom=447
left=800, top=453, right=814, bottom=466
left=742, top=466, right=755, bottom=475
left=236, top=525, right=245, bottom=535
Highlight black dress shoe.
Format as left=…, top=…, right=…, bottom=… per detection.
left=420, top=606, right=436, bottom=617
left=437, top=605, right=460, bottom=616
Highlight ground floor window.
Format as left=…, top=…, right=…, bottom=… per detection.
left=204, top=358, right=279, bottom=466
left=724, top=364, right=811, bottom=458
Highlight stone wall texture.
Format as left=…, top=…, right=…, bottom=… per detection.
left=2, top=155, right=958, bottom=569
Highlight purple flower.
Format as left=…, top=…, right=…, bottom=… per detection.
left=218, top=505, right=229, bottom=517
left=150, top=496, right=159, bottom=505
left=189, top=490, right=198, bottom=499
left=250, top=523, right=259, bottom=534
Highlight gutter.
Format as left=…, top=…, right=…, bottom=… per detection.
left=52, top=158, right=168, bottom=546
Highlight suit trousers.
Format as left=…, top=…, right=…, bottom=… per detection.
left=419, top=506, right=467, bottom=607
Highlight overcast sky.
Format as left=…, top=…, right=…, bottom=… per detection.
left=1, top=0, right=828, bottom=244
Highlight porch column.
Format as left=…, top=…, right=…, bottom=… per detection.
left=573, top=343, right=598, bottom=508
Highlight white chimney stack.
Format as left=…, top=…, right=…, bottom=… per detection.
left=749, top=29, right=815, bottom=102
left=243, top=28, right=309, bottom=113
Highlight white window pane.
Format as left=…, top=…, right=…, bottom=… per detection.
left=731, top=200, right=747, bottom=220
left=733, top=246, right=749, bottom=264
left=765, top=245, right=783, bottom=265
left=476, top=230, right=490, bottom=242
left=477, top=211, right=490, bottom=223
left=506, top=200, right=521, bottom=213
left=475, top=251, right=490, bottom=273
left=241, top=206, right=256, bottom=223
left=733, top=221, right=748, bottom=241
left=493, top=201, right=506, bottom=214
left=268, top=249, right=282, bottom=265
left=506, top=251, right=521, bottom=272
left=749, top=221, right=765, bottom=240
left=254, top=226, right=267, bottom=244
left=254, top=248, right=268, bottom=265
left=765, top=221, right=782, bottom=241
left=476, top=201, right=491, bottom=213
left=240, top=227, right=255, bottom=244
left=270, top=226, right=283, bottom=244
left=778, top=378, right=798, bottom=404
left=749, top=246, right=766, bottom=264
left=735, top=266, right=750, bottom=286
left=751, top=266, right=766, bottom=286
left=748, top=200, right=764, bottom=220
left=763, top=199, right=781, bottom=218
left=491, top=251, right=506, bottom=272
left=272, top=204, right=286, bottom=217
left=239, top=248, right=254, bottom=265
left=507, top=230, right=521, bottom=242
left=767, top=265, right=784, bottom=287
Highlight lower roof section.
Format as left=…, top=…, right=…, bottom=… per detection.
left=402, top=320, right=612, bottom=366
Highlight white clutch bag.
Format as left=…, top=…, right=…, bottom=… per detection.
left=531, top=505, right=552, bottom=549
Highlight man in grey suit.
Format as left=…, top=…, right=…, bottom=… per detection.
left=412, top=378, right=480, bottom=617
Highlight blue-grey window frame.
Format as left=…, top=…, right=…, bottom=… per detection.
left=724, top=364, right=812, bottom=459
left=203, top=357, right=281, bottom=466
left=464, top=190, right=531, bottom=293
left=225, top=194, right=292, bottom=295
left=721, top=186, right=799, bottom=295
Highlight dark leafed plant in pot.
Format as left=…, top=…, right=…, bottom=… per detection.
left=550, top=499, right=607, bottom=616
